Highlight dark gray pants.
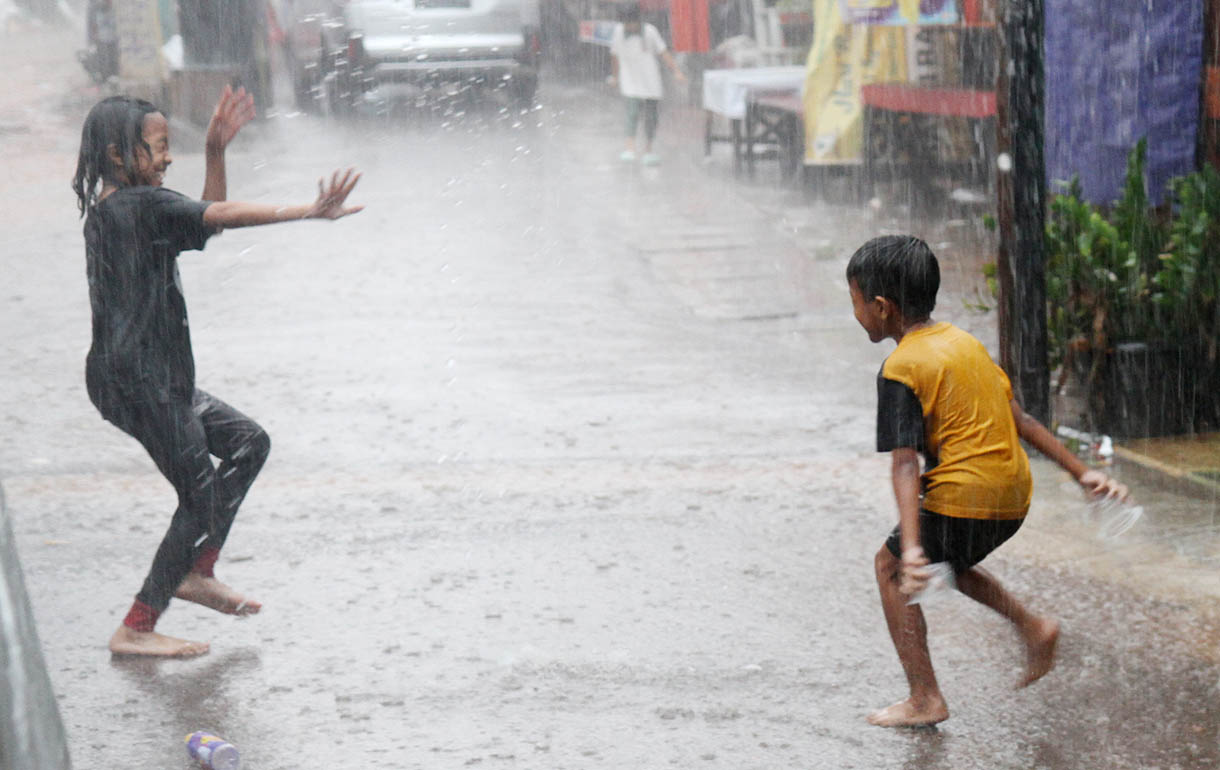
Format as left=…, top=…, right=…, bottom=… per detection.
left=88, top=383, right=270, bottom=611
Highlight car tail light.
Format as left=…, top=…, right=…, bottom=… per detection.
left=518, top=26, right=540, bottom=61
left=347, top=33, right=365, bottom=64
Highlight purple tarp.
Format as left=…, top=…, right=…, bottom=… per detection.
left=1044, top=0, right=1203, bottom=205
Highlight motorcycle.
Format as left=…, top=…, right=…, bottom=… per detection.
left=76, top=0, right=119, bottom=85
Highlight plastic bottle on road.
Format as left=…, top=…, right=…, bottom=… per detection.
left=185, top=731, right=240, bottom=770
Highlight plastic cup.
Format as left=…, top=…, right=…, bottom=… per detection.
left=1092, top=497, right=1144, bottom=539
left=905, top=562, right=956, bottom=606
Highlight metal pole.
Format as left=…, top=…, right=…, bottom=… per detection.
left=994, top=0, right=1049, bottom=424
left=0, top=484, right=72, bottom=770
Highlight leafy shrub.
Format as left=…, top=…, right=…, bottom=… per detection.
left=1044, top=138, right=1219, bottom=433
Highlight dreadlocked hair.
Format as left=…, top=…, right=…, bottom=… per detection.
left=72, top=95, right=161, bottom=216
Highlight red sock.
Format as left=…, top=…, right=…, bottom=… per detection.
left=192, top=546, right=221, bottom=578
left=122, top=600, right=159, bottom=633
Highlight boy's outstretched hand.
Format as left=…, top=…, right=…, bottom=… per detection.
left=308, top=169, right=364, bottom=220
left=1078, top=469, right=1130, bottom=502
left=206, top=85, right=257, bottom=153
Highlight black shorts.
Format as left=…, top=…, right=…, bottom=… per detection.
left=885, top=509, right=1025, bottom=573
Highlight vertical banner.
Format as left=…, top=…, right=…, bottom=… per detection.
left=803, top=0, right=907, bottom=163
left=671, top=0, right=710, bottom=53
left=1045, top=0, right=1203, bottom=205
left=114, top=0, right=166, bottom=86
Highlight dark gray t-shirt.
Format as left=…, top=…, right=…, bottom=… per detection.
left=84, top=186, right=214, bottom=400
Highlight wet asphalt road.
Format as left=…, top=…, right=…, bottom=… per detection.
left=2, top=23, right=1220, bottom=770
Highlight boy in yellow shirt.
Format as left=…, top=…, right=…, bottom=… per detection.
left=846, top=235, right=1128, bottom=727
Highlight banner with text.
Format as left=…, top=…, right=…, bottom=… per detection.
left=803, top=0, right=908, bottom=163
left=838, top=0, right=958, bottom=26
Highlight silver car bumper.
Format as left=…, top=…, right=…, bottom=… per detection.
left=367, top=56, right=535, bottom=84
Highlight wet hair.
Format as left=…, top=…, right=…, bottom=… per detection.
left=845, top=235, right=940, bottom=320
left=72, top=95, right=162, bottom=216
left=619, top=4, right=642, bottom=26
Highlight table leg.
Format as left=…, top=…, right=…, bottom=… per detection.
left=979, top=115, right=996, bottom=195
left=745, top=102, right=756, bottom=178
left=731, top=118, right=742, bottom=173
left=862, top=105, right=875, bottom=203
left=778, top=113, right=797, bottom=182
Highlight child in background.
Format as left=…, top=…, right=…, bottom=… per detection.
left=608, top=5, right=686, bottom=166
left=845, top=235, right=1129, bottom=727
left=73, top=87, right=363, bottom=658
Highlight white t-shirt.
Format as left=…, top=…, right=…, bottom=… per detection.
left=611, top=23, right=667, bottom=100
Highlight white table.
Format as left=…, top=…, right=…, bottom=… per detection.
left=701, top=65, right=806, bottom=120
left=701, top=66, right=806, bottom=175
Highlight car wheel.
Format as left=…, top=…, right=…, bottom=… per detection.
left=322, top=60, right=362, bottom=118
left=510, top=73, right=538, bottom=109
left=286, top=45, right=319, bottom=112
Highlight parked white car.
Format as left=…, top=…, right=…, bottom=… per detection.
left=280, top=0, right=541, bottom=111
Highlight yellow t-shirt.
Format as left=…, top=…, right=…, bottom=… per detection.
left=877, top=322, right=1031, bottom=520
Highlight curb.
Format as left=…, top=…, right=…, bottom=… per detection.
left=1114, top=438, right=1220, bottom=499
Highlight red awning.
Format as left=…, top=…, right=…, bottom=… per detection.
left=669, top=0, right=708, bottom=52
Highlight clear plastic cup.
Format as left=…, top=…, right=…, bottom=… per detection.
left=1092, top=496, right=1144, bottom=539
left=905, top=562, right=956, bottom=606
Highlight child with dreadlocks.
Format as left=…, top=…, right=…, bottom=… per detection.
left=73, top=86, right=362, bottom=657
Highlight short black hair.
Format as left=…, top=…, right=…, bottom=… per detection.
left=845, top=235, right=940, bottom=320
left=72, top=95, right=162, bottom=216
left=619, top=4, right=641, bottom=24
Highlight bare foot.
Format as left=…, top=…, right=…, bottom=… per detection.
left=1018, top=618, right=1060, bottom=688
left=175, top=572, right=262, bottom=616
left=109, top=624, right=209, bottom=658
left=867, top=697, right=949, bottom=728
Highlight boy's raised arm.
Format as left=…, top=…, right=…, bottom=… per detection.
left=1009, top=399, right=1129, bottom=500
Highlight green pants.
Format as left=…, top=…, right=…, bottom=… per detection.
left=625, top=97, right=660, bottom=141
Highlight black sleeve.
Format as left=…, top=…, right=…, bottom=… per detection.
left=876, top=375, right=925, bottom=452
left=144, top=187, right=214, bottom=253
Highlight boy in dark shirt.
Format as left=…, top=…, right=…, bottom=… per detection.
left=73, top=88, right=362, bottom=657
left=846, top=235, right=1129, bottom=727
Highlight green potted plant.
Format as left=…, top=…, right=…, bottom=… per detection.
left=1045, top=139, right=1217, bottom=437
left=1153, top=163, right=1220, bottom=429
